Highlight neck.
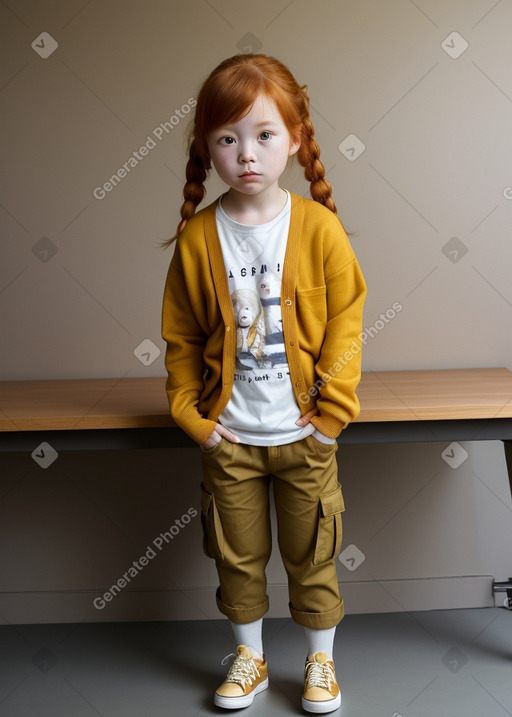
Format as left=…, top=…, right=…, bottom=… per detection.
left=221, top=185, right=287, bottom=225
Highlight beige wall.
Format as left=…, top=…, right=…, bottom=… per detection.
left=1, top=0, right=511, bottom=623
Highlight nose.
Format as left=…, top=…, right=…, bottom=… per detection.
left=238, top=141, right=256, bottom=164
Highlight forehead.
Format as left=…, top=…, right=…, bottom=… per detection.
left=220, top=94, right=285, bottom=129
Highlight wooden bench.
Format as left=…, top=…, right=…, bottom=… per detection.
left=0, top=365, right=511, bottom=432
left=1, top=367, right=512, bottom=600
left=1, top=366, right=511, bottom=488
left=1, top=366, right=511, bottom=439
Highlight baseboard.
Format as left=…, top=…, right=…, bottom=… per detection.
left=0, top=576, right=495, bottom=625
left=341, top=575, right=494, bottom=614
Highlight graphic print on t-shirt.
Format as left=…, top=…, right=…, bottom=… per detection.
left=231, top=272, right=287, bottom=371
left=258, top=273, right=287, bottom=366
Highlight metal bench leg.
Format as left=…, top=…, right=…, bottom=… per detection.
left=493, top=441, right=512, bottom=609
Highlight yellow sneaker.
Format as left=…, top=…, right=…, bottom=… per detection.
left=302, top=651, right=341, bottom=713
left=214, top=644, right=268, bottom=709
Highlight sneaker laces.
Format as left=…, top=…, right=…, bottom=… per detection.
left=222, top=653, right=260, bottom=690
left=305, top=659, right=336, bottom=691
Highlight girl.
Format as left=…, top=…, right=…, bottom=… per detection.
left=162, top=54, right=366, bottom=713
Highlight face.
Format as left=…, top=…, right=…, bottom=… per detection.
left=237, top=305, right=253, bottom=327
left=259, top=274, right=275, bottom=297
left=207, top=94, right=300, bottom=199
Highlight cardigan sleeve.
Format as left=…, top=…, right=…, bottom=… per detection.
left=161, top=243, right=219, bottom=445
left=309, top=228, right=367, bottom=438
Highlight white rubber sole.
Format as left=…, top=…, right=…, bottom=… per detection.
left=214, top=677, right=269, bottom=709
left=302, top=690, right=341, bottom=713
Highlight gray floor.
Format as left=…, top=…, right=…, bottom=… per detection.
left=1, top=608, right=512, bottom=716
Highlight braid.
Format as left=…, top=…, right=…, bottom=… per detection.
left=297, top=90, right=337, bottom=215
left=166, top=140, right=209, bottom=245
left=163, top=55, right=339, bottom=249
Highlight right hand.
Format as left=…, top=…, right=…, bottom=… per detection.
left=200, top=424, right=240, bottom=451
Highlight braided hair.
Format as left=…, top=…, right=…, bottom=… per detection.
left=167, top=54, right=336, bottom=244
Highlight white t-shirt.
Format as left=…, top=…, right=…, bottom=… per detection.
left=216, top=191, right=315, bottom=446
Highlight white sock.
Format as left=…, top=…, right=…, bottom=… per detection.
left=230, top=618, right=263, bottom=659
left=304, top=626, right=336, bottom=660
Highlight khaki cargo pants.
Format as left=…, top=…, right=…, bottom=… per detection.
left=199, top=435, right=345, bottom=629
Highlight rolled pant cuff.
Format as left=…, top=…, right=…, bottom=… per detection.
left=215, top=588, right=269, bottom=624
left=289, top=598, right=344, bottom=629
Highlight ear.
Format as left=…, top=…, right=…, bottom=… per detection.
left=288, top=135, right=301, bottom=157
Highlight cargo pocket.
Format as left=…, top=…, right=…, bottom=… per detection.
left=312, top=483, right=345, bottom=566
left=200, top=483, right=224, bottom=561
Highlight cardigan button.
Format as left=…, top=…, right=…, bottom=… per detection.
left=284, top=298, right=292, bottom=306
left=289, top=340, right=295, bottom=346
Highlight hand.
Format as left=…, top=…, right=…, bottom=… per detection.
left=295, top=408, right=318, bottom=427
left=200, top=424, right=240, bottom=450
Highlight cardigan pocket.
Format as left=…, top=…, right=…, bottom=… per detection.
left=200, top=483, right=224, bottom=561
left=312, top=483, right=345, bottom=566
left=296, top=286, right=327, bottom=344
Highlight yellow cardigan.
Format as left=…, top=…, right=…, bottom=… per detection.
left=162, top=193, right=367, bottom=445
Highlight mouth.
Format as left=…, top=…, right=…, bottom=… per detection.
left=239, top=171, right=260, bottom=177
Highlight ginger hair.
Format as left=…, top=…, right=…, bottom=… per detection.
left=167, top=53, right=336, bottom=244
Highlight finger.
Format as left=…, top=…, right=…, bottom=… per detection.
left=216, top=424, right=241, bottom=443
left=200, top=429, right=221, bottom=450
left=295, top=408, right=318, bottom=426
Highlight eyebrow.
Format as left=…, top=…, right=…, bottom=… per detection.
left=218, top=120, right=281, bottom=131
left=253, top=120, right=280, bottom=127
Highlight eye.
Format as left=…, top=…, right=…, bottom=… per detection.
left=259, top=131, right=272, bottom=141
left=220, top=136, right=236, bottom=145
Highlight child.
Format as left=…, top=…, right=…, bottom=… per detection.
left=162, top=53, right=366, bottom=713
